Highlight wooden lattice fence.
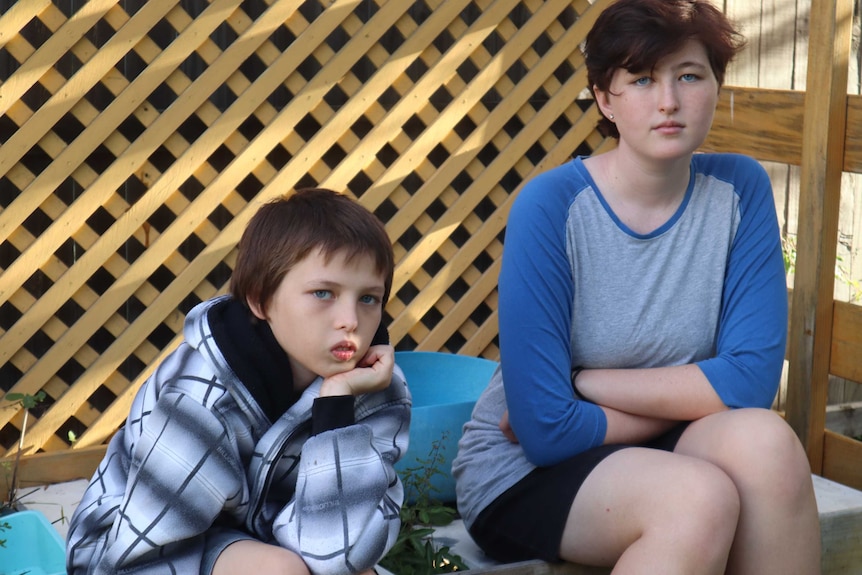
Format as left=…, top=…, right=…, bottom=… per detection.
left=0, top=0, right=613, bottom=459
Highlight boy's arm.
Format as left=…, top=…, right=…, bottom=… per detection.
left=272, top=366, right=411, bottom=575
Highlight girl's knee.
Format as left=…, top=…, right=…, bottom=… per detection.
left=561, top=452, right=739, bottom=568
left=729, top=409, right=810, bottom=481
left=673, top=461, right=740, bottom=533
left=688, top=408, right=814, bottom=504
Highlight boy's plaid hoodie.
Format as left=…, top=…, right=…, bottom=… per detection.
left=66, top=295, right=411, bottom=575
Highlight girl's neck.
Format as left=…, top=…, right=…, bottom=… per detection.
left=585, top=148, right=692, bottom=234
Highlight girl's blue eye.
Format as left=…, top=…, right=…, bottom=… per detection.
left=681, top=73, right=698, bottom=82
left=313, top=290, right=333, bottom=300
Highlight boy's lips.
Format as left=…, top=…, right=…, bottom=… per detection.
left=331, top=342, right=357, bottom=362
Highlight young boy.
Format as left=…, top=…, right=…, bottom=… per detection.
left=67, top=189, right=411, bottom=575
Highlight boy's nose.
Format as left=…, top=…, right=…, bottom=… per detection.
left=337, top=305, right=359, bottom=332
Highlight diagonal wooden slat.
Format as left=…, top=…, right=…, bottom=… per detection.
left=11, top=0, right=423, bottom=452
left=2, top=0, right=327, bottom=446
left=0, top=0, right=118, bottom=120
left=389, top=96, right=603, bottom=342
left=0, top=0, right=306, bottom=361
left=387, top=0, right=601, bottom=296
left=322, top=0, right=523, bottom=198
left=42, top=0, right=517, bottom=450
left=0, top=0, right=244, bottom=305
left=2, top=0, right=617, bottom=455
left=0, top=0, right=51, bottom=52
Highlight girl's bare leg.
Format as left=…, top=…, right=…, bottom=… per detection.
left=559, top=447, right=740, bottom=574
left=674, top=408, right=821, bottom=575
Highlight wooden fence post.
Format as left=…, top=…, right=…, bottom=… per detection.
left=785, top=0, right=853, bottom=472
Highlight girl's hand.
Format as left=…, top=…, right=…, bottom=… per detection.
left=320, top=344, right=395, bottom=397
left=499, top=409, right=519, bottom=443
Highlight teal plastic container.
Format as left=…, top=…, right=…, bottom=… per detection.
left=0, top=510, right=66, bottom=575
left=394, top=351, right=498, bottom=504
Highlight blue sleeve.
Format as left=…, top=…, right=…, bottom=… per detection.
left=498, top=169, right=607, bottom=467
left=696, top=157, right=788, bottom=408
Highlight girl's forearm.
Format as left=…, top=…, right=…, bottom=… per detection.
left=577, top=364, right=728, bottom=421
left=600, top=405, right=678, bottom=445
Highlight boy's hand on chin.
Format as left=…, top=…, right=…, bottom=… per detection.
left=321, top=344, right=394, bottom=396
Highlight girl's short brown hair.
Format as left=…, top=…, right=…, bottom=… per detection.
left=585, top=0, right=746, bottom=138
left=230, top=188, right=394, bottom=314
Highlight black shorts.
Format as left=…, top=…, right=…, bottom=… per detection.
left=468, top=422, right=690, bottom=564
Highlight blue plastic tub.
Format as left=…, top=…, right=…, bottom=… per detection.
left=0, top=510, right=66, bottom=575
left=394, top=351, right=498, bottom=504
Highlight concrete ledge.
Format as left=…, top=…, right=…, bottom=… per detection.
left=26, top=475, right=862, bottom=574
left=413, top=475, right=862, bottom=575
left=815, top=475, right=862, bottom=574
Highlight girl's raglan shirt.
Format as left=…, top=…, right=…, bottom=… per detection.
left=453, top=153, right=787, bottom=528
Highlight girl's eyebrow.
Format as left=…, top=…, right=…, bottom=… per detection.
left=673, top=61, right=710, bottom=71
left=624, top=60, right=709, bottom=75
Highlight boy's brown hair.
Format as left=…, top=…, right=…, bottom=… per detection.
left=230, top=188, right=394, bottom=314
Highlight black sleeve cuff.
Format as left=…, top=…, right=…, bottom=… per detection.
left=311, top=395, right=355, bottom=435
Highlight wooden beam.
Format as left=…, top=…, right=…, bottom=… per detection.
left=702, top=88, right=862, bottom=178
left=843, top=95, right=862, bottom=173
left=701, top=86, right=804, bottom=165
left=785, top=0, right=853, bottom=473
left=831, top=300, right=862, bottom=383
left=1, top=445, right=105, bottom=494
left=822, top=430, right=862, bottom=491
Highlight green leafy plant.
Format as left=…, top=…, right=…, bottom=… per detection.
left=835, top=253, right=862, bottom=303
left=0, top=518, right=9, bottom=548
left=379, top=431, right=469, bottom=574
left=782, top=233, right=797, bottom=276
left=783, top=232, right=861, bottom=302
left=1, top=391, right=46, bottom=513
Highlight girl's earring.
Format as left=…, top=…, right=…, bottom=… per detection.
left=609, top=114, right=615, bottom=120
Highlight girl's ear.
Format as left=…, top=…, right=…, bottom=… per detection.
left=594, top=86, right=613, bottom=120
left=247, top=296, right=267, bottom=320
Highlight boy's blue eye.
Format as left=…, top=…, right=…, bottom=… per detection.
left=680, top=73, right=698, bottom=82
left=634, top=76, right=651, bottom=86
left=360, top=294, right=381, bottom=305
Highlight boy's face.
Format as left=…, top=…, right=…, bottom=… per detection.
left=248, top=247, right=386, bottom=391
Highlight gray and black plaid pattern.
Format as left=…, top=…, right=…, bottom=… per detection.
left=67, top=297, right=411, bottom=575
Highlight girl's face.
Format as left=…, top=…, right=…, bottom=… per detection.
left=594, top=39, right=719, bottom=163
left=248, top=247, right=386, bottom=391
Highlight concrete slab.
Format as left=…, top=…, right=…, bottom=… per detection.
left=18, top=474, right=862, bottom=574
left=815, top=475, right=862, bottom=574
left=16, top=478, right=88, bottom=540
